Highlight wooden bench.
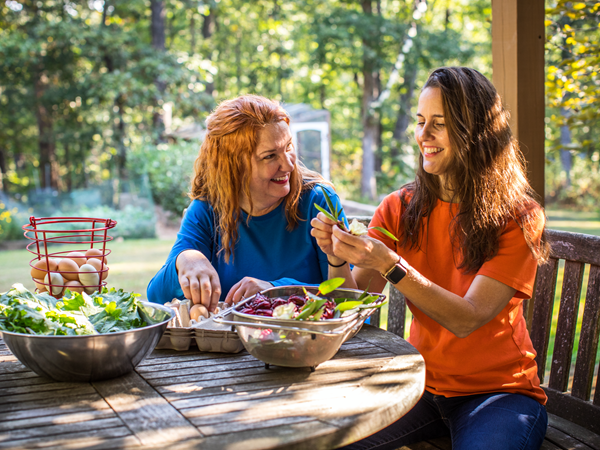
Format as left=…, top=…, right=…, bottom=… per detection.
left=349, top=217, right=600, bottom=450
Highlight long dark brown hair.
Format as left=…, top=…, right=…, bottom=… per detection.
left=400, top=67, right=550, bottom=272
left=191, top=94, right=327, bottom=263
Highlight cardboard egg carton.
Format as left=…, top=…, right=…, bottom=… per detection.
left=155, top=300, right=244, bottom=353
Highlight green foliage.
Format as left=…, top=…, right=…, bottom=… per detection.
left=545, top=1, right=600, bottom=210
left=1, top=0, right=493, bottom=206
left=0, top=1, right=213, bottom=196
left=0, top=201, right=33, bottom=243
left=51, top=205, right=157, bottom=240
left=128, top=141, right=198, bottom=217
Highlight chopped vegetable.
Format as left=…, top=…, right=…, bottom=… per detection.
left=238, top=279, right=387, bottom=321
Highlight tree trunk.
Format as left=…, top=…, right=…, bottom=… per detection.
left=361, top=0, right=377, bottom=201
left=374, top=68, right=382, bottom=173
left=151, top=0, right=166, bottom=51
left=34, top=72, right=58, bottom=190
left=559, top=108, right=572, bottom=187
left=63, top=143, right=72, bottom=192
left=190, top=9, right=196, bottom=54
left=391, top=62, right=418, bottom=159
left=102, top=1, right=128, bottom=181
left=202, top=2, right=216, bottom=97
left=151, top=0, right=167, bottom=140
left=0, top=148, right=8, bottom=193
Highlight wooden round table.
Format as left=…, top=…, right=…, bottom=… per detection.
left=0, top=325, right=425, bottom=450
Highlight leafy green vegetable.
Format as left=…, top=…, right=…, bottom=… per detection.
left=370, top=226, right=399, bottom=241
left=294, top=279, right=387, bottom=321
left=318, top=277, right=345, bottom=295
left=314, top=190, right=348, bottom=231
left=0, top=284, right=158, bottom=336
left=315, top=190, right=398, bottom=241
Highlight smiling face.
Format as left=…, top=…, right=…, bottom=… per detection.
left=243, top=120, right=296, bottom=216
left=415, top=87, right=453, bottom=181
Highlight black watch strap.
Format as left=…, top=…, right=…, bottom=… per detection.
left=381, top=259, right=407, bottom=285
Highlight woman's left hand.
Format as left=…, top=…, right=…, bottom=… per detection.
left=330, top=225, right=398, bottom=273
left=224, top=277, right=273, bottom=305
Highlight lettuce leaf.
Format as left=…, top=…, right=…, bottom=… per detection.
left=0, top=284, right=156, bottom=336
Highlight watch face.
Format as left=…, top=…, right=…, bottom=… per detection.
left=386, top=264, right=406, bottom=284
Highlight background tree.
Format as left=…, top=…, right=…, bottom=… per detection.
left=545, top=0, right=600, bottom=209
left=0, top=0, right=501, bottom=215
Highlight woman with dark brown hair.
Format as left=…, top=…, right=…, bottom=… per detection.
left=311, top=67, right=550, bottom=450
left=148, top=94, right=346, bottom=311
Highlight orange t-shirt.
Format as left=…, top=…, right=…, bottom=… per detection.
left=370, top=189, right=547, bottom=404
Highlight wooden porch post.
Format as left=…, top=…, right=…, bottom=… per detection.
left=492, top=0, right=546, bottom=205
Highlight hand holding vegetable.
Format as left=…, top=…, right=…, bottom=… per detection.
left=329, top=225, right=402, bottom=274
left=311, top=190, right=399, bottom=273
left=313, top=190, right=398, bottom=240
left=224, top=277, right=273, bottom=306
left=176, top=250, right=221, bottom=312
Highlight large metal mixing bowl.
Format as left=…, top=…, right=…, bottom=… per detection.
left=1, top=301, right=173, bottom=382
left=214, top=286, right=386, bottom=370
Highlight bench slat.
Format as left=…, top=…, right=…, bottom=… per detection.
left=545, top=387, right=600, bottom=435
left=595, top=366, right=600, bottom=406
left=548, top=414, right=600, bottom=450
left=547, top=230, right=600, bottom=266
left=388, top=287, right=406, bottom=338
left=549, top=260, right=585, bottom=392
left=531, top=257, right=560, bottom=384
left=370, top=304, right=381, bottom=329
left=544, top=426, right=595, bottom=450
left=572, top=264, right=600, bottom=402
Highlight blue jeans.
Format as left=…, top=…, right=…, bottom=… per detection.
left=339, top=391, right=548, bottom=450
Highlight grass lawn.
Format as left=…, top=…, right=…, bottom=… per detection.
left=546, top=208, right=600, bottom=236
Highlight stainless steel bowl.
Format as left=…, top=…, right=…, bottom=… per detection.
left=1, top=301, right=173, bottom=382
left=214, top=286, right=386, bottom=370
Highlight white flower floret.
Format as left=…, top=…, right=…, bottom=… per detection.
left=349, top=218, right=368, bottom=236
left=273, top=303, right=296, bottom=319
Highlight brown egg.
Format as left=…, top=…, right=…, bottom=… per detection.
left=85, top=248, right=107, bottom=264
left=33, top=278, right=47, bottom=293
left=86, top=258, right=109, bottom=280
left=64, top=280, right=84, bottom=294
left=190, top=304, right=209, bottom=321
left=58, top=258, right=80, bottom=281
left=30, top=258, right=59, bottom=279
left=66, top=252, right=87, bottom=267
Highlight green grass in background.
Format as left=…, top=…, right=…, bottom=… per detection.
left=546, top=208, right=600, bottom=236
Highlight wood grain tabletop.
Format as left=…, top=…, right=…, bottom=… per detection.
left=0, top=325, right=425, bottom=450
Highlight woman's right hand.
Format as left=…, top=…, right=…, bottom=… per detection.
left=310, top=212, right=345, bottom=265
left=330, top=225, right=398, bottom=274
left=176, top=250, right=221, bottom=312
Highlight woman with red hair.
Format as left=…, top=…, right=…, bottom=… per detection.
left=148, top=95, right=345, bottom=311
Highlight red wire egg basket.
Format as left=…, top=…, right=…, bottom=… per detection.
left=22, top=216, right=117, bottom=298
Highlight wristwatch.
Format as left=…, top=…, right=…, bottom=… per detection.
left=381, top=258, right=408, bottom=285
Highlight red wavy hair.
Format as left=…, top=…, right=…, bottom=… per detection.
left=191, top=95, right=326, bottom=262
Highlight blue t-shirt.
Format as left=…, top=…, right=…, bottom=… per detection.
left=147, top=184, right=347, bottom=304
